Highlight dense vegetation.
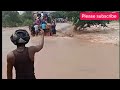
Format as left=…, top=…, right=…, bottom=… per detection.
left=2, top=11, right=33, bottom=27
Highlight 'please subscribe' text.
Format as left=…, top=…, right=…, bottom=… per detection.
left=80, top=12, right=119, bottom=20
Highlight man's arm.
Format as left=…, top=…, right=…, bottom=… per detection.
left=7, top=52, right=14, bottom=79
left=30, top=29, right=44, bottom=53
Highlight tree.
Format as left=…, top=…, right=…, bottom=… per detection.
left=21, top=11, right=33, bottom=26
left=2, top=11, right=33, bottom=27
left=50, top=11, right=66, bottom=18
left=2, top=11, right=22, bottom=27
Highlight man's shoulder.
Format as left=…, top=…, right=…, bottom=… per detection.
left=28, top=46, right=36, bottom=51
left=27, top=46, right=37, bottom=54
left=7, top=51, right=14, bottom=60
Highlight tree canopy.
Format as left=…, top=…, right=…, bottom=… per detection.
left=2, top=11, right=33, bottom=27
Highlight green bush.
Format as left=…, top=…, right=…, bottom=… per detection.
left=2, top=11, right=33, bottom=27
left=23, top=19, right=33, bottom=26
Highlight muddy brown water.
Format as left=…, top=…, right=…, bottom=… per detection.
left=2, top=26, right=119, bottom=79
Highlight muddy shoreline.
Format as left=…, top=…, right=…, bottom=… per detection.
left=55, top=22, right=119, bottom=46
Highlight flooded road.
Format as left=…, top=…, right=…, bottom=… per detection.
left=2, top=23, right=119, bottom=79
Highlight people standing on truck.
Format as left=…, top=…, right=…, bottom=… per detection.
left=41, top=20, right=47, bottom=35
left=51, top=19, right=56, bottom=34
left=34, top=18, right=40, bottom=36
left=37, top=13, right=41, bottom=21
left=29, top=23, right=35, bottom=36
left=44, top=13, right=48, bottom=23
left=34, top=23, right=39, bottom=36
left=41, top=12, right=44, bottom=20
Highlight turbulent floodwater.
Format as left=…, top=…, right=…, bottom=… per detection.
left=2, top=23, right=119, bottom=79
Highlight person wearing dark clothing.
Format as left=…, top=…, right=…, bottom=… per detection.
left=7, top=29, right=44, bottom=79
left=51, top=20, right=56, bottom=34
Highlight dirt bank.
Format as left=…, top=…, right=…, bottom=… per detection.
left=56, top=22, right=119, bottom=46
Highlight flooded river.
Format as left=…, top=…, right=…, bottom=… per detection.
left=2, top=23, right=119, bottom=79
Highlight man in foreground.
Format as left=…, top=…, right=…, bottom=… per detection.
left=7, top=29, right=44, bottom=79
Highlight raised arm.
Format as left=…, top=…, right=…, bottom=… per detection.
left=29, top=29, right=44, bottom=53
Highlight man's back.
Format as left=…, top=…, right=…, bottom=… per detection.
left=13, top=47, right=35, bottom=79
left=7, top=29, right=44, bottom=79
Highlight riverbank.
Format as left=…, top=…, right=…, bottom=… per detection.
left=56, top=22, right=119, bottom=46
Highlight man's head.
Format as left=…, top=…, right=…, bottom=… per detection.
left=10, top=29, right=30, bottom=47
left=37, top=13, right=41, bottom=17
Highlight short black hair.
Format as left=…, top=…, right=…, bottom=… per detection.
left=37, top=14, right=41, bottom=17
